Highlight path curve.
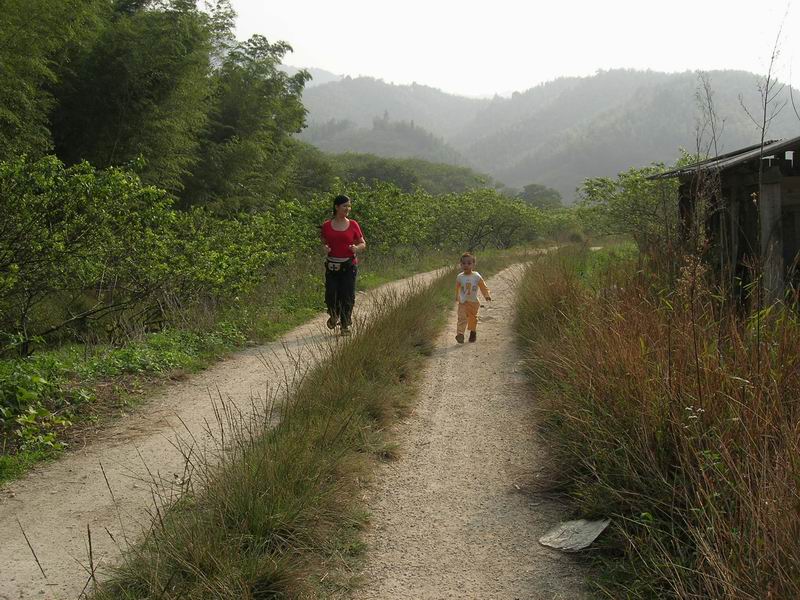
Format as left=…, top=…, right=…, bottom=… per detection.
left=354, top=265, right=587, bottom=599
left=0, top=268, right=445, bottom=600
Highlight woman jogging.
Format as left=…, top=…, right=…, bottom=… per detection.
left=320, top=194, right=366, bottom=334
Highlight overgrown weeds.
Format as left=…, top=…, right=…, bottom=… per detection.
left=515, top=246, right=800, bottom=599
left=89, top=271, right=454, bottom=599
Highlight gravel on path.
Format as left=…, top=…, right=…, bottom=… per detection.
left=354, top=264, right=587, bottom=600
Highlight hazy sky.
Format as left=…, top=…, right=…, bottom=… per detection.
left=232, top=0, right=800, bottom=97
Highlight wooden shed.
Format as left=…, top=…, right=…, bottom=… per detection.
left=654, top=135, right=800, bottom=301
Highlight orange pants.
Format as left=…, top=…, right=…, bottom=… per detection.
left=457, top=301, right=480, bottom=334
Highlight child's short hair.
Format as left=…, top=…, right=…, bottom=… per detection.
left=460, top=252, right=475, bottom=262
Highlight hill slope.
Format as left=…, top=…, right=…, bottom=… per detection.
left=300, top=69, right=800, bottom=202
left=302, top=76, right=490, bottom=138
left=301, top=115, right=468, bottom=166
left=281, top=65, right=342, bottom=87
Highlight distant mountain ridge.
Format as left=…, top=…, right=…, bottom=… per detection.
left=302, top=113, right=468, bottom=166
left=302, top=76, right=489, bottom=138
left=280, top=65, right=342, bottom=87
left=298, top=69, right=800, bottom=202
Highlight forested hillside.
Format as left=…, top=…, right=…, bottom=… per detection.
left=302, top=69, right=800, bottom=201
left=301, top=76, right=490, bottom=137
left=302, top=114, right=469, bottom=165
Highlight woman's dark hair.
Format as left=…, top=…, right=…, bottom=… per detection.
left=332, top=194, right=351, bottom=216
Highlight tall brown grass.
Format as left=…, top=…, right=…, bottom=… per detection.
left=515, top=247, right=800, bottom=599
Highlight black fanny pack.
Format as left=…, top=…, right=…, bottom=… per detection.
left=326, top=258, right=354, bottom=272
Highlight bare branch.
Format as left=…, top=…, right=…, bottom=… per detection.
left=739, top=94, right=762, bottom=129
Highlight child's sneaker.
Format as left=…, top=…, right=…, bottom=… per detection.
left=468, top=331, right=477, bottom=342
left=326, top=316, right=338, bottom=329
left=455, top=333, right=464, bottom=344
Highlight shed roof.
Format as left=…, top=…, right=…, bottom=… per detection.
left=652, top=134, right=800, bottom=179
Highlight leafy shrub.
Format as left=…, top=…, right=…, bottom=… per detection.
left=0, top=354, right=83, bottom=453
left=0, top=155, right=174, bottom=351
left=0, top=156, right=303, bottom=353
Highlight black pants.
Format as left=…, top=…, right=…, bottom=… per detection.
left=325, top=263, right=357, bottom=328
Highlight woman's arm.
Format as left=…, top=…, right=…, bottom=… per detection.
left=348, top=221, right=366, bottom=254
left=349, top=236, right=366, bottom=253
left=320, top=222, right=331, bottom=253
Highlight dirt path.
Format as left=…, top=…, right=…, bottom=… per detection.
left=0, top=269, right=444, bottom=600
left=354, top=265, right=587, bottom=599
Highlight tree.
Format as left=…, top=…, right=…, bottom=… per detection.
left=179, top=35, right=309, bottom=211
left=205, top=0, right=237, bottom=64
left=0, top=0, right=105, bottom=160
left=285, top=141, right=336, bottom=198
left=51, top=0, right=212, bottom=193
left=336, top=154, right=419, bottom=192
left=428, top=189, right=544, bottom=251
left=577, top=165, right=678, bottom=254
left=518, top=183, right=563, bottom=210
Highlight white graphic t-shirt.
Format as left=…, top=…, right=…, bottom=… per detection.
left=456, top=271, right=488, bottom=303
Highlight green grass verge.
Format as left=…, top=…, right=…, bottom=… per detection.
left=90, top=269, right=456, bottom=598
left=0, top=325, right=247, bottom=485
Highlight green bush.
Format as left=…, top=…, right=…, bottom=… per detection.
left=0, top=156, right=310, bottom=354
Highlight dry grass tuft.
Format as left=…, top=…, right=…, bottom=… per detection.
left=515, top=246, right=800, bottom=599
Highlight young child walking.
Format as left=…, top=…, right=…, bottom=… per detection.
left=455, top=252, right=491, bottom=343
